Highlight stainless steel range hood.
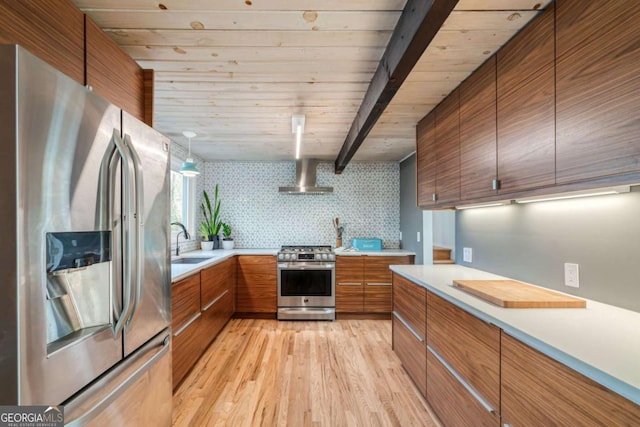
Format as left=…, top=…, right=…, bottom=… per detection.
left=279, top=159, right=333, bottom=194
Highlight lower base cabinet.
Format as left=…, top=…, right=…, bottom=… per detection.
left=172, top=315, right=204, bottom=387
left=392, top=315, right=426, bottom=396
left=501, top=332, right=640, bottom=426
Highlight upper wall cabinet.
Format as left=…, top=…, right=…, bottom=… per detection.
left=416, top=111, right=436, bottom=208
left=86, top=16, right=146, bottom=123
left=555, top=0, right=640, bottom=184
left=434, top=89, right=461, bottom=205
left=0, top=0, right=84, bottom=84
left=497, top=5, right=555, bottom=193
left=459, top=57, right=497, bottom=200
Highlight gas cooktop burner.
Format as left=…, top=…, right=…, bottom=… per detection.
left=278, top=245, right=335, bottom=262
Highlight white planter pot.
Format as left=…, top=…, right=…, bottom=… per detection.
left=201, top=241, right=214, bottom=251
left=222, top=240, right=234, bottom=250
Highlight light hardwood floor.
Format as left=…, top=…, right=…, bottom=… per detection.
left=173, top=319, right=440, bottom=427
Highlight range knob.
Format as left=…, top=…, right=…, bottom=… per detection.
left=328, top=254, right=335, bottom=261
left=278, top=253, right=284, bottom=260
left=321, top=253, right=328, bottom=260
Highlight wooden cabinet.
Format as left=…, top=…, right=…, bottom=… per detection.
left=426, top=291, right=500, bottom=426
left=497, top=5, right=555, bottom=193
left=85, top=16, right=146, bottom=123
left=434, top=89, right=461, bottom=205
left=236, top=256, right=277, bottom=314
left=416, top=111, right=436, bottom=208
left=0, top=0, right=85, bottom=84
left=336, top=255, right=413, bottom=314
left=201, top=257, right=236, bottom=344
left=392, top=273, right=426, bottom=396
left=335, top=256, right=364, bottom=313
left=555, top=0, right=640, bottom=184
left=171, top=274, right=204, bottom=387
left=501, top=332, right=640, bottom=425
left=459, top=57, right=497, bottom=200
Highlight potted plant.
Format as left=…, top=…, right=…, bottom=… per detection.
left=221, top=222, right=234, bottom=250
left=200, top=185, right=222, bottom=249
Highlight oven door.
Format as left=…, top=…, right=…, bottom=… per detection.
left=277, top=262, right=335, bottom=307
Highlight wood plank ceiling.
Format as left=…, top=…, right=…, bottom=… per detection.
left=74, top=0, right=552, bottom=163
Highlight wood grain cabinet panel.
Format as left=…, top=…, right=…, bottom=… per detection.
left=201, top=288, right=234, bottom=346
left=392, top=273, right=426, bottom=339
left=460, top=56, right=497, bottom=200
left=497, top=5, right=555, bottom=193
left=364, top=256, right=413, bottom=313
left=427, top=292, right=500, bottom=415
left=392, top=315, right=426, bottom=397
left=172, top=315, right=204, bottom=388
left=0, top=0, right=84, bottom=84
left=85, top=16, right=145, bottom=122
left=171, top=274, right=201, bottom=332
left=501, top=333, right=640, bottom=425
left=336, top=256, right=364, bottom=312
left=434, top=89, right=461, bottom=204
left=416, top=111, right=437, bottom=208
left=201, top=257, right=235, bottom=309
left=236, top=256, right=277, bottom=313
left=555, top=0, right=640, bottom=184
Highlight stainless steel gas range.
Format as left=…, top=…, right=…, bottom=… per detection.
left=277, top=245, right=336, bottom=320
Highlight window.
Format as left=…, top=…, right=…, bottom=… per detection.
left=170, top=168, right=195, bottom=239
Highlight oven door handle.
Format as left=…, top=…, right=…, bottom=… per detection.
left=277, top=263, right=335, bottom=270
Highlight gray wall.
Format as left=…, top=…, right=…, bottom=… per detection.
left=456, top=188, right=640, bottom=312
left=400, top=153, right=424, bottom=264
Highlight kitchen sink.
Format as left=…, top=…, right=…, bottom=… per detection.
left=171, top=257, right=214, bottom=265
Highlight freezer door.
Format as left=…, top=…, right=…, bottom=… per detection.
left=13, top=46, right=123, bottom=405
left=121, top=111, right=171, bottom=356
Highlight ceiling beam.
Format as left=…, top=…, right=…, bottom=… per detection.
left=334, top=0, right=459, bottom=173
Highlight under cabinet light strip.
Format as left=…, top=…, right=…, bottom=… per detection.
left=295, top=125, right=302, bottom=160
left=515, top=190, right=623, bottom=204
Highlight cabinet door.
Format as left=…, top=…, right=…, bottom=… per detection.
left=171, top=274, right=200, bottom=332
left=201, top=288, right=233, bottom=346
left=501, top=333, right=640, bottom=425
left=427, top=292, right=500, bottom=418
left=201, top=257, right=235, bottom=309
left=434, top=89, right=461, bottom=204
left=497, top=6, right=555, bottom=193
left=460, top=56, right=497, bottom=200
left=335, top=256, right=364, bottom=312
left=555, top=0, right=640, bottom=184
left=364, top=256, right=412, bottom=313
left=172, top=315, right=203, bottom=388
left=392, top=273, right=426, bottom=339
left=393, top=315, right=426, bottom=397
left=416, top=111, right=436, bottom=208
left=85, top=16, right=145, bottom=122
left=236, top=256, right=277, bottom=313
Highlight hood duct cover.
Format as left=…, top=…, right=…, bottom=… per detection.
left=279, top=159, right=333, bottom=194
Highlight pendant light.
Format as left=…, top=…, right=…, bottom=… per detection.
left=180, top=130, right=200, bottom=177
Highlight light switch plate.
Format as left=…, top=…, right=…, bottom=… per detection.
left=417, top=231, right=421, bottom=242
left=564, top=263, right=580, bottom=288
left=463, top=247, right=473, bottom=263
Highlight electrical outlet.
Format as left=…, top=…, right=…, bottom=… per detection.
left=463, top=247, right=473, bottom=263
left=417, top=231, right=421, bottom=242
left=564, top=263, right=580, bottom=288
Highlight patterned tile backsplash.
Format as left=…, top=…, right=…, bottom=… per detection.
left=201, top=161, right=400, bottom=249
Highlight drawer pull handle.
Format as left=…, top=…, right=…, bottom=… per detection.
left=173, top=312, right=202, bottom=337
left=202, top=289, right=230, bottom=312
left=367, top=282, right=391, bottom=286
left=338, top=282, right=362, bottom=286
left=393, top=311, right=424, bottom=342
left=427, top=345, right=496, bottom=414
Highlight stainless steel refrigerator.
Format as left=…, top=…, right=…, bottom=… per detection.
left=0, top=45, right=172, bottom=426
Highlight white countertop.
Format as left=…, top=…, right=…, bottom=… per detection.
left=390, top=264, right=640, bottom=405
left=171, top=248, right=277, bottom=282
left=334, top=248, right=416, bottom=257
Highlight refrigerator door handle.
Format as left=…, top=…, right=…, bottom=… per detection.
left=64, top=330, right=170, bottom=426
left=111, top=129, right=135, bottom=338
left=123, top=134, right=145, bottom=324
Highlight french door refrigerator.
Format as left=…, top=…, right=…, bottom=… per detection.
left=0, top=45, right=172, bottom=426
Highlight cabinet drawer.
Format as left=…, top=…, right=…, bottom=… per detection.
left=172, top=274, right=200, bottom=332
left=427, top=291, right=500, bottom=412
left=336, top=256, right=364, bottom=283
left=202, top=288, right=233, bottom=345
left=364, top=256, right=411, bottom=283
left=393, top=314, right=426, bottom=396
left=392, top=274, right=426, bottom=338
left=201, top=257, right=235, bottom=308
left=172, top=314, right=204, bottom=388
left=426, top=347, right=499, bottom=427
left=336, top=282, right=363, bottom=312
left=364, top=283, right=392, bottom=313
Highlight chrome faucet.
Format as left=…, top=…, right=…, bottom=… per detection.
left=171, top=222, right=190, bottom=256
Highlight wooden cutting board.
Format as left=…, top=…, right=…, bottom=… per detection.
left=452, top=279, right=586, bottom=308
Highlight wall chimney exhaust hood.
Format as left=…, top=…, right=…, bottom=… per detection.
left=279, top=159, right=333, bottom=194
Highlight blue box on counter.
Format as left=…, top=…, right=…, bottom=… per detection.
left=351, top=238, right=383, bottom=251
